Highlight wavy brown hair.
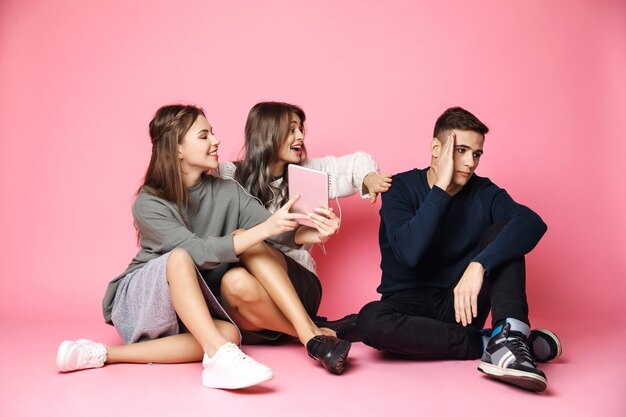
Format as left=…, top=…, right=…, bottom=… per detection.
left=235, top=101, right=307, bottom=208
left=139, top=104, right=205, bottom=225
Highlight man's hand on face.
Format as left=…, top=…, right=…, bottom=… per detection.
left=432, top=131, right=455, bottom=192
left=453, top=261, right=485, bottom=326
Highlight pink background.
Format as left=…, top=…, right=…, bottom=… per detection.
left=1, top=1, right=625, bottom=416
left=1, top=0, right=625, bottom=326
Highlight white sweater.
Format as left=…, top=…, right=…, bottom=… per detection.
left=218, top=152, right=379, bottom=273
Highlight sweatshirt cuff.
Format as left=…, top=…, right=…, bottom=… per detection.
left=215, top=234, right=239, bottom=263
left=472, top=252, right=494, bottom=275
left=354, top=153, right=379, bottom=197
left=429, top=185, right=452, bottom=204
left=268, top=227, right=299, bottom=249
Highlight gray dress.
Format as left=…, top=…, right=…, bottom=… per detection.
left=103, top=176, right=298, bottom=343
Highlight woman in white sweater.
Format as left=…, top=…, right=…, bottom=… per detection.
left=217, top=101, right=391, bottom=346
left=57, top=104, right=353, bottom=386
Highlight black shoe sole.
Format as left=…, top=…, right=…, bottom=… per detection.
left=478, top=363, right=547, bottom=392
left=325, top=340, right=352, bottom=375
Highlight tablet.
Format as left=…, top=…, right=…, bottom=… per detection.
left=288, top=164, right=329, bottom=227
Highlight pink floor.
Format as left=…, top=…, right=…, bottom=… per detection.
left=1, top=317, right=624, bottom=417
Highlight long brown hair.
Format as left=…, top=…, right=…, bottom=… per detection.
left=139, top=104, right=205, bottom=224
left=235, top=101, right=306, bottom=208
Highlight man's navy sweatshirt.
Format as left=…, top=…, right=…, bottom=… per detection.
left=377, top=168, right=547, bottom=296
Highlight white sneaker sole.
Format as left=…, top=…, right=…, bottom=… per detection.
left=56, top=341, right=75, bottom=372
left=478, top=362, right=547, bottom=392
left=202, top=369, right=274, bottom=390
left=532, top=328, right=562, bottom=360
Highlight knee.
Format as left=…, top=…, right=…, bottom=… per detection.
left=238, top=242, right=286, bottom=269
left=221, top=268, right=262, bottom=306
left=166, top=249, right=195, bottom=283
left=238, top=241, right=269, bottom=261
left=357, top=301, right=389, bottom=346
left=168, top=248, right=194, bottom=268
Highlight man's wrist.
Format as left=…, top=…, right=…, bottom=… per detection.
left=434, top=182, right=449, bottom=192
left=469, top=261, right=485, bottom=274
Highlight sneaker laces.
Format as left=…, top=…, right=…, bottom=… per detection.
left=222, top=343, right=251, bottom=362
left=502, top=324, right=536, bottom=366
left=85, top=345, right=107, bottom=365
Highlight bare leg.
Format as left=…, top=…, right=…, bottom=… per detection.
left=222, top=267, right=299, bottom=337
left=234, top=242, right=328, bottom=345
left=166, top=248, right=240, bottom=356
left=108, top=248, right=240, bottom=364
left=106, top=320, right=237, bottom=364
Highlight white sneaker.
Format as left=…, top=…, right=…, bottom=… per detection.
left=56, top=339, right=107, bottom=372
left=202, top=342, right=273, bottom=389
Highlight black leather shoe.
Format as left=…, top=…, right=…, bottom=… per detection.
left=306, top=335, right=351, bottom=375
left=312, top=313, right=361, bottom=342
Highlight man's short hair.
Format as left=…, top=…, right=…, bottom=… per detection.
left=433, top=107, right=489, bottom=138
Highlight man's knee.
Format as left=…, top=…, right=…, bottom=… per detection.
left=357, top=301, right=392, bottom=348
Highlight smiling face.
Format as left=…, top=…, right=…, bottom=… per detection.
left=178, top=115, right=220, bottom=178
left=276, top=112, right=305, bottom=166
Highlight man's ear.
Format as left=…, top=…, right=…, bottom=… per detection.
left=431, top=137, right=441, bottom=157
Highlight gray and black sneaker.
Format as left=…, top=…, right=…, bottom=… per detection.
left=478, top=320, right=547, bottom=392
left=530, top=328, right=562, bottom=363
left=480, top=327, right=562, bottom=363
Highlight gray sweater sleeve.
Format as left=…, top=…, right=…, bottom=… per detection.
left=133, top=196, right=239, bottom=268
left=234, top=182, right=300, bottom=249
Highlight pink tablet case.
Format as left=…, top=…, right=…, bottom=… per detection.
left=288, top=164, right=329, bottom=227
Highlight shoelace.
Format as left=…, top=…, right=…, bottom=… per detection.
left=85, top=346, right=107, bottom=365
left=503, top=325, right=536, bottom=366
left=222, top=343, right=250, bottom=362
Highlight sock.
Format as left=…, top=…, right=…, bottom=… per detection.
left=491, top=318, right=530, bottom=338
left=505, top=318, right=530, bottom=337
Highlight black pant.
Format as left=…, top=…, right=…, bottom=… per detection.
left=357, top=223, right=529, bottom=360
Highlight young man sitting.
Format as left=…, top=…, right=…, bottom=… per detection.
left=357, top=107, right=561, bottom=392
